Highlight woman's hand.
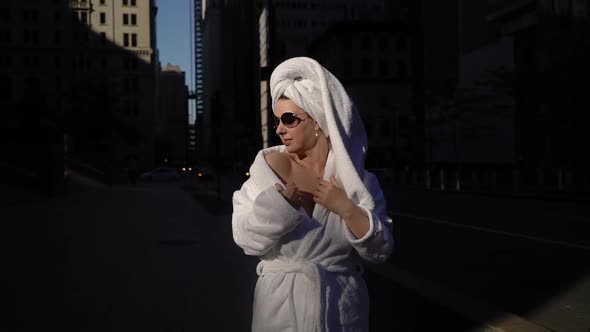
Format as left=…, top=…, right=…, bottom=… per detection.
left=275, top=182, right=302, bottom=208
left=314, top=176, right=370, bottom=238
left=313, top=176, right=354, bottom=216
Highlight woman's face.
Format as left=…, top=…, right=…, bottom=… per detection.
left=275, top=98, right=319, bottom=153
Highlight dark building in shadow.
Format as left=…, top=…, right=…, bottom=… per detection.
left=489, top=0, right=590, bottom=192
left=307, top=20, right=414, bottom=168
left=200, top=0, right=261, bottom=173
left=0, top=0, right=160, bottom=190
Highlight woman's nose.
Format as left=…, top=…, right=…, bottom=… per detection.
left=275, top=122, right=286, bottom=135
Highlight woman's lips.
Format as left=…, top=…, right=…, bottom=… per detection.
left=283, top=139, right=292, bottom=145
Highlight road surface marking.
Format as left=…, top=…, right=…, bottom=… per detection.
left=392, top=212, right=590, bottom=252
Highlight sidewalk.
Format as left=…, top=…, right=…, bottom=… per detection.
left=383, top=187, right=590, bottom=332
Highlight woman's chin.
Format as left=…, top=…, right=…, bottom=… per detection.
left=284, top=144, right=299, bottom=153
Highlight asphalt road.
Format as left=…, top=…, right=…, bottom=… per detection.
left=385, top=188, right=590, bottom=332
left=1, top=179, right=476, bottom=332
left=4, top=176, right=587, bottom=331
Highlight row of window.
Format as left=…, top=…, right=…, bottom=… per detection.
left=0, top=28, right=139, bottom=47
left=99, top=12, right=138, bottom=25
left=340, top=35, right=407, bottom=52
left=123, top=32, right=138, bottom=47
left=339, top=58, right=408, bottom=78
left=0, top=53, right=141, bottom=72
left=0, top=8, right=140, bottom=25
left=0, top=75, right=143, bottom=104
left=99, top=0, right=138, bottom=6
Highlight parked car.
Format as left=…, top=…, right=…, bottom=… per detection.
left=139, top=167, right=180, bottom=182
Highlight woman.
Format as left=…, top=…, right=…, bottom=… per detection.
left=232, top=57, right=394, bottom=331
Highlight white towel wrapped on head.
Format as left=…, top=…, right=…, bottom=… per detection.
left=270, top=56, right=374, bottom=210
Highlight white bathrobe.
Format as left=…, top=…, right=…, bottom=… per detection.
left=232, top=145, right=394, bottom=332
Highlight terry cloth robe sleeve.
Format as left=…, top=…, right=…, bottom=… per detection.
left=345, top=171, right=394, bottom=263
left=233, top=182, right=306, bottom=256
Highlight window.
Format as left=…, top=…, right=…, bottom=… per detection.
left=123, top=13, right=128, bottom=25
left=397, top=60, right=407, bottom=77
left=0, top=77, right=12, bottom=101
left=380, top=120, right=390, bottom=136
left=131, top=14, right=136, bottom=25
left=23, top=9, right=39, bottom=23
left=54, top=11, right=60, bottom=23
left=100, top=32, right=106, bottom=45
left=361, top=58, right=371, bottom=75
left=0, top=8, right=11, bottom=23
left=0, top=29, right=10, bottom=43
left=24, top=76, right=40, bottom=95
left=378, top=36, right=389, bottom=50
left=131, top=0, right=136, bottom=6
left=123, top=56, right=139, bottom=71
left=32, top=30, right=39, bottom=44
left=54, top=30, right=61, bottom=45
left=123, top=32, right=129, bottom=46
left=379, top=59, right=390, bottom=76
left=343, top=59, right=352, bottom=77
left=396, top=36, right=406, bottom=51
left=80, top=12, right=88, bottom=24
left=361, top=36, right=372, bottom=49
left=123, top=0, right=128, bottom=6
left=55, top=76, right=61, bottom=92
left=100, top=0, right=105, bottom=4
left=340, top=37, right=352, bottom=51
left=27, top=56, right=40, bottom=68
left=0, top=55, right=12, bottom=68
left=100, top=12, right=106, bottom=24
left=131, top=33, right=137, bottom=47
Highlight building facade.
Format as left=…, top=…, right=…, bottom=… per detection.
left=308, top=20, right=413, bottom=167
left=157, top=64, right=189, bottom=167
left=0, top=0, right=159, bottom=185
left=88, top=0, right=159, bottom=182
left=258, top=0, right=388, bottom=149
left=487, top=0, right=590, bottom=190
left=201, top=0, right=261, bottom=172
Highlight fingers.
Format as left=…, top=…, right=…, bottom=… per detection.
left=275, top=183, right=284, bottom=191
left=330, top=176, right=341, bottom=188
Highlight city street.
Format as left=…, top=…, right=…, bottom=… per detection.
left=385, top=187, right=590, bottom=332
left=3, top=180, right=258, bottom=331
left=2, top=175, right=588, bottom=331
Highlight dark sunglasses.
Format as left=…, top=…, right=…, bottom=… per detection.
left=273, top=112, right=309, bottom=129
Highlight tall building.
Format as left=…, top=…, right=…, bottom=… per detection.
left=307, top=20, right=413, bottom=166
left=0, top=0, right=159, bottom=185
left=488, top=0, right=590, bottom=172
left=157, top=64, right=189, bottom=167
left=193, top=0, right=204, bottom=166
left=268, top=0, right=385, bottom=61
left=201, top=0, right=261, bottom=172
left=88, top=0, right=159, bottom=182
left=258, top=0, right=387, bottom=149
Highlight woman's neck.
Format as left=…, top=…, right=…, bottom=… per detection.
left=294, top=137, right=330, bottom=175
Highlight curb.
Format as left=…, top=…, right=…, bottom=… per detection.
left=365, top=262, right=554, bottom=332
